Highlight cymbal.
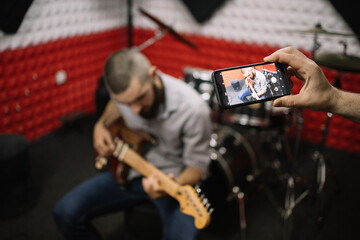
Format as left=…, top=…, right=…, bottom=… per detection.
left=138, top=7, right=198, bottom=49
left=315, top=53, right=360, bottom=73
left=288, top=24, right=356, bottom=37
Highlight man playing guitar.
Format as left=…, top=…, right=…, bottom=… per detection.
left=238, top=67, right=267, bottom=102
left=53, top=49, right=212, bottom=240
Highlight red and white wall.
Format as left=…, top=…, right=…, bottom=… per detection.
left=1, top=0, right=359, bottom=153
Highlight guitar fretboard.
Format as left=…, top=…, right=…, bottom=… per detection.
left=115, top=141, right=180, bottom=198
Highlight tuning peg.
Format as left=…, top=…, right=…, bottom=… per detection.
left=202, top=198, right=209, bottom=205
left=95, top=161, right=103, bottom=170
left=99, top=157, right=107, bottom=165
left=199, top=194, right=205, bottom=200
left=95, top=156, right=108, bottom=170
left=209, top=208, right=214, bottom=215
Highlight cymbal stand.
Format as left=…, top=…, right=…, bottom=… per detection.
left=135, top=29, right=168, bottom=52
left=249, top=108, right=307, bottom=240
left=312, top=67, right=342, bottom=227
left=280, top=26, right=323, bottom=238
left=282, top=108, right=310, bottom=240
left=311, top=34, right=321, bottom=59
left=313, top=37, right=349, bottom=227
left=232, top=186, right=246, bottom=240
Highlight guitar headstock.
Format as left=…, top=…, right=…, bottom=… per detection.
left=175, top=185, right=213, bottom=229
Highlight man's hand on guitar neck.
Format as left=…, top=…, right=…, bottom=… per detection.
left=93, top=121, right=115, bottom=157
left=142, top=173, right=175, bottom=199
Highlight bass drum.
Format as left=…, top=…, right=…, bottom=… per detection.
left=201, top=124, right=258, bottom=212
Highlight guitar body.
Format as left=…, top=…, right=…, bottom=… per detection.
left=94, top=117, right=155, bottom=184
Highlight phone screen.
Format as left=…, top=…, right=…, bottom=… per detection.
left=211, top=62, right=290, bottom=108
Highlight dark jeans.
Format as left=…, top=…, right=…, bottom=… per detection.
left=53, top=172, right=198, bottom=240
left=238, top=88, right=266, bottom=102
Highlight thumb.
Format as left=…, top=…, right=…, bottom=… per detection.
left=264, top=54, right=277, bottom=63
left=273, top=95, right=303, bottom=108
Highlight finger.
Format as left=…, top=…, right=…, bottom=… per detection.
left=167, top=173, right=175, bottom=180
left=94, top=141, right=107, bottom=156
left=287, top=66, right=296, bottom=77
left=265, top=53, right=305, bottom=72
left=264, top=47, right=310, bottom=71
left=264, top=46, right=303, bottom=62
left=142, top=177, right=151, bottom=195
left=103, top=133, right=115, bottom=151
left=145, top=175, right=159, bottom=190
left=95, top=142, right=110, bottom=157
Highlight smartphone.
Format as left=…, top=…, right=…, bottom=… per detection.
left=211, top=62, right=291, bottom=109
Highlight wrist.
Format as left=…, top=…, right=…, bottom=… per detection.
left=326, top=86, right=342, bottom=114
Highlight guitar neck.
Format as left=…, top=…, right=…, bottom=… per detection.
left=122, top=148, right=181, bottom=198
left=113, top=139, right=211, bottom=229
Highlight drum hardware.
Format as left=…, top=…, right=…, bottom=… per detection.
left=183, top=67, right=215, bottom=107
left=275, top=23, right=359, bottom=239
left=184, top=65, right=297, bottom=239
left=315, top=52, right=360, bottom=73
left=208, top=124, right=259, bottom=196
left=282, top=108, right=307, bottom=239
left=202, top=124, right=259, bottom=240
left=287, top=22, right=357, bottom=37
left=232, top=186, right=246, bottom=240
left=313, top=36, right=360, bottom=226
left=136, top=7, right=198, bottom=51
left=136, top=29, right=168, bottom=52
left=287, top=22, right=357, bottom=59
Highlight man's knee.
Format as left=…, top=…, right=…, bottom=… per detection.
left=53, top=197, right=80, bottom=228
left=53, top=200, right=69, bottom=225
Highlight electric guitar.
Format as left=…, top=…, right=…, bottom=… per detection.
left=94, top=118, right=212, bottom=229
left=246, top=77, right=260, bottom=100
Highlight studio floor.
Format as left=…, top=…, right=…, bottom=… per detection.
left=0, top=114, right=359, bottom=240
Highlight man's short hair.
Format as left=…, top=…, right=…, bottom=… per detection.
left=241, top=67, right=253, bottom=76
left=103, top=48, right=151, bottom=94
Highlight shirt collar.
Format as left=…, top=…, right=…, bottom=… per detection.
left=157, top=71, right=179, bottom=119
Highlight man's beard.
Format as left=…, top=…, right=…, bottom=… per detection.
left=139, top=83, right=164, bottom=119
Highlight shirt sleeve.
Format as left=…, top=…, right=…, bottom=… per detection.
left=259, top=72, right=267, bottom=91
left=181, top=105, right=212, bottom=180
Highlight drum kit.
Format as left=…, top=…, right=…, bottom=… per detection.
left=281, top=23, right=360, bottom=239
left=184, top=23, right=360, bottom=240
left=137, top=8, right=360, bottom=240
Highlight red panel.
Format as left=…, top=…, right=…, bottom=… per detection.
left=1, top=26, right=359, bottom=154
left=0, top=28, right=127, bottom=140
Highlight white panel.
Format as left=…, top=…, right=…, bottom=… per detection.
left=0, top=0, right=127, bottom=51
left=132, top=0, right=360, bottom=56
left=1, top=0, right=359, bottom=57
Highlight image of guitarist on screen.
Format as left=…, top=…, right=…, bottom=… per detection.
left=238, top=67, right=267, bottom=102
left=53, top=48, right=212, bottom=240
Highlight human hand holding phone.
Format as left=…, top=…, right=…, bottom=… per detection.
left=264, top=46, right=360, bottom=123
left=263, top=47, right=335, bottom=112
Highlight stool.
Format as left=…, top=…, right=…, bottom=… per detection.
left=125, top=201, right=162, bottom=239
left=0, top=134, right=35, bottom=219
left=231, top=79, right=241, bottom=91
